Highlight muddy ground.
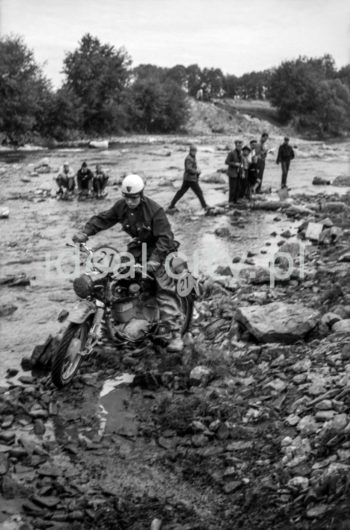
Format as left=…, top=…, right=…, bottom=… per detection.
left=0, top=135, right=350, bottom=529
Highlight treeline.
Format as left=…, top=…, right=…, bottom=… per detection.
left=0, top=33, right=349, bottom=143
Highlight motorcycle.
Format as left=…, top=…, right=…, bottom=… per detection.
left=51, top=243, right=198, bottom=388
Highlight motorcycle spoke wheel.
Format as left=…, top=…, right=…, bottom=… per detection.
left=51, top=322, right=89, bottom=388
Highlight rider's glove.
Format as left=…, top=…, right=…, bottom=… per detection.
left=72, top=232, right=89, bottom=244
left=146, top=260, right=161, bottom=274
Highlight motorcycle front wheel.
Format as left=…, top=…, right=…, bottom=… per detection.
left=51, top=321, right=90, bottom=388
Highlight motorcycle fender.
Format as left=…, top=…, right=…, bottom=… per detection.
left=68, top=300, right=96, bottom=324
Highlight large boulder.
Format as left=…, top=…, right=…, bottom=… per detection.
left=236, top=302, right=320, bottom=344
left=332, top=175, right=350, bottom=187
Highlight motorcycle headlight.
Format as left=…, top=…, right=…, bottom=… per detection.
left=73, top=274, right=94, bottom=299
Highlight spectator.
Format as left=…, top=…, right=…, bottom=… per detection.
left=255, top=132, right=269, bottom=193
left=225, top=140, right=243, bottom=204
left=55, top=162, right=75, bottom=198
left=276, top=136, right=295, bottom=189
left=92, top=164, right=109, bottom=198
left=77, top=162, right=94, bottom=196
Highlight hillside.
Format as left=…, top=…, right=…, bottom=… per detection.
left=185, top=98, right=288, bottom=137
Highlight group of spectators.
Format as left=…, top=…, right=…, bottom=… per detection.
left=167, top=133, right=295, bottom=212
left=55, top=162, right=109, bottom=199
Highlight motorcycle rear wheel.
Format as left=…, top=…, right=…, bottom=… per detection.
left=51, top=322, right=90, bottom=388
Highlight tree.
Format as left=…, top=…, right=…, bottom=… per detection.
left=186, top=64, right=203, bottom=97
left=268, top=55, right=350, bottom=136
left=0, top=36, right=52, bottom=143
left=63, top=33, right=131, bottom=133
left=129, top=78, right=188, bottom=133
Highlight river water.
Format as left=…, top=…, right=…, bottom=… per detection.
left=0, top=135, right=349, bottom=381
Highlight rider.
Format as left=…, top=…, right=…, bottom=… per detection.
left=72, top=174, right=185, bottom=353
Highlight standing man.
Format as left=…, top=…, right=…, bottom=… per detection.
left=167, top=145, right=209, bottom=213
left=255, top=132, right=269, bottom=193
left=225, top=140, right=243, bottom=204
left=276, top=136, right=295, bottom=189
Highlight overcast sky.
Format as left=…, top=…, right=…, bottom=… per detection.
left=1, top=0, right=349, bottom=87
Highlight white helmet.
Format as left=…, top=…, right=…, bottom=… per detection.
left=121, top=174, right=145, bottom=196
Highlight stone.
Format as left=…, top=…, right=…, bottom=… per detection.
left=321, top=312, right=341, bottom=328
left=332, top=175, right=350, bottom=187
left=315, top=410, right=336, bottom=421
left=285, top=414, right=300, bottom=426
left=332, top=319, right=350, bottom=333
left=306, top=504, right=329, bottom=518
left=287, top=476, right=309, bottom=491
left=32, top=495, right=60, bottom=508
left=305, top=222, right=323, bottom=241
left=222, top=480, right=241, bottom=494
left=313, top=176, right=330, bottom=185
left=265, top=379, right=287, bottom=392
left=227, top=441, right=253, bottom=451
left=291, top=359, right=311, bottom=373
left=34, top=419, right=46, bottom=436
left=239, top=266, right=271, bottom=285
left=0, top=453, right=9, bottom=475
left=214, top=265, right=233, bottom=277
left=315, top=400, right=333, bottom=410
left=297, top=415, right=318, bottom=435
left=189, top=366, right=213, bottom=386
left=0, top=303, right=18, bottom=317
left=338, top=253, right=350, bottom=263
left=235, top=302, right=319, bottom=344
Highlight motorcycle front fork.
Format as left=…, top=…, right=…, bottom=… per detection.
left=82, top=301, right=105, bottom=356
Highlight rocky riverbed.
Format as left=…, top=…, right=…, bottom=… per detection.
left=1, top=136, right=350, bottom=529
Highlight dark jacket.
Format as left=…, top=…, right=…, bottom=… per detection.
left=77, top=168, right=94, bottom=182
left=184, top=154, right=200, bottom=182
left=276, top=144, right=295, bottom=163
left=225, top=149, right=243, bottom=179
left=84, top=196, right=177, bottom=263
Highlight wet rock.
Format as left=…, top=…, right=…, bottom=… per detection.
left=321, top=201, right=350, bottom=214
left=321, top=312, right=341, bottom=328
left=239, top=266, right=272, bottom=285
left=281, top=230, right=292, bottom=238
left=0, top=453, right=9, bottom=475
left=297, top=415, right=318, bottom=435
left=338, top=252, right=350, bottom=263
left=223, top=480, right=241, bottom=494
left=332, top=319, right=350, bottom=333
left=313, top=176, right=330, bottom=185
left=287, top=476, right=309, bottom=492
left=306, top=504, right=329, bottom=518
left=34, top=419, right=46, bottom=436
left=150, top=519, right=163, bottom=530
left=0, top=303, right=18, bottom=317
left=189, top=366, right=213, bottom=386
left=291, top=358, right=311, bottom=373
left=332, top=175, right=350, bottom=187
left=315, top=410, right=336, bottom=421
left=235, top=302, right=319, bottom=344
left=18, top=375, right=34, bottom=384
left=214, top=265, right=233, bottom=276
left=227, top=441, right=253, bottom=451
left=315, top=400, right=333, bottom=410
